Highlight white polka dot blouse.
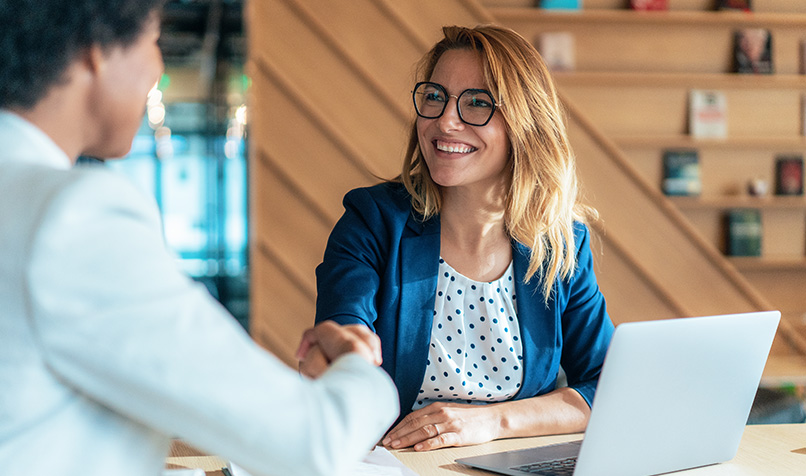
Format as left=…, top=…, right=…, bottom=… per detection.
left=413, top=257, right=524, bottom=410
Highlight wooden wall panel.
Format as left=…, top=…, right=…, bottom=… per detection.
left=252, top=0, right=409, bottom=177
left=683, top=209, right=726, bottom=253
left=745, top=269, right=806, bottom=316
left=593, top=239, right=683, bottom=324
left=762, top=211, right=806, bottom=258
left=252, top=157, right=332, bottom=281
left=388, top=0, right=495, bottom=46
left=250, top=251, right=315, bottom=366
left=250, top=70, right=380, bottom=218
left=285, top=0, right=425, bottom=105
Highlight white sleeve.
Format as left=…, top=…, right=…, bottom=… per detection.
left=25, top=171, right=399, bottom=476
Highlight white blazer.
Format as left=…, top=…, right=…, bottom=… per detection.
left=0, top=111, right=398, bottom=476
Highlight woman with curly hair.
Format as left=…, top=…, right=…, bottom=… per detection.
left=0, top=1, right=397, bottom=474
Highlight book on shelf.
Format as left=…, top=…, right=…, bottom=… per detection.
left=538, top=0, right=581, bottom=10
left=689, top=90, right=727, bottom=138
left=775, top=155, right=804, bottom=196
left=726, top=209, right=762, bottom=257
left=662, top=150, right=701, bottom=196
left=733, top=29, right=773, bottom=74
left=629, top=0, right=668, bottom=10
left=718, top=0, right=751, bottom=11
left=537, top=32, right=575, bottom=71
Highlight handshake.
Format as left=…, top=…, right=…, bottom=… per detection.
left=295, top=321, right=383, bottom=378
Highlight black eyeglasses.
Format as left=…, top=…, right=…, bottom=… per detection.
left=412, top=81, right=502, bottom=127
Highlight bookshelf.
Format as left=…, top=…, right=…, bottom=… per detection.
left=488, top=0, right=806, bottom=342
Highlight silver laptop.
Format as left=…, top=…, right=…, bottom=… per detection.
left=456, top=311, right=780, bottom=476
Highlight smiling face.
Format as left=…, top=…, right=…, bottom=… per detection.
left=416, top=48, right=511, bottom=196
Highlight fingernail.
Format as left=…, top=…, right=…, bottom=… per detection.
left=382, top=437, right=390, bottom=445
left=390, top=439, right=400, bottom=448
left=414, top=443, right=423, bottom=451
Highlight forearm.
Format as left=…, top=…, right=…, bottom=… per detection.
left=495, top=387, right=591, bottom=439
left=383, top=388, right=590, bottom=451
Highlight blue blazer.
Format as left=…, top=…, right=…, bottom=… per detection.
left=315, top=182, right=614, bottom=418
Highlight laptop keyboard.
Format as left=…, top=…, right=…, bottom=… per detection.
left=512, top=456, right=577, bottom=475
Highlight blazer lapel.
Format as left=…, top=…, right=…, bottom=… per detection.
left=396, top=214, right=440, bottom=412
left=512, top=242, right=558, bottom=398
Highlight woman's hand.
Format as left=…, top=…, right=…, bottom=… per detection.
left=382, top=389, right=591, bottom=451
left=382, top=401, right=504, bottom=451
left=296, top=321, right=382, bottom=378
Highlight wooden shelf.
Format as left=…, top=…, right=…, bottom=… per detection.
left=490, top=8, right=806, bottom=27
left=731, top=257, right=806, bottom=271
left=553, top=71, right=806, bottom=89
left=613, top=135, right=806, bottom=150
left=671, top=195, right=806, bottom=210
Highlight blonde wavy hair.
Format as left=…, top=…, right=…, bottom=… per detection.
left=400, top=24, right=597, bottom=300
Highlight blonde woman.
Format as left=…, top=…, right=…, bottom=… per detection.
left=311, top=25, right=614, bottom=451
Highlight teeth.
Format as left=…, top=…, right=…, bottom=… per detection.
left=436, top=141, right=475, bottom=154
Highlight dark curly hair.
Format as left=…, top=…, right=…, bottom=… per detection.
left=0, top=0, right=164, bottom=109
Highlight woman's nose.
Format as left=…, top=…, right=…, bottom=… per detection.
left=437, top=97, right=465, bottom=132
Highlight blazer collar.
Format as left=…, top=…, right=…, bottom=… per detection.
left=394, top=212, right=440, bottom=411
left=404, top=208, right=439, bottom=236
left=0, top=110, right=71, bottom=169
left=512, top=240, right=558, bottom=398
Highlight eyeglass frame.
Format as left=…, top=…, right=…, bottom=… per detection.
left=411, top=81, right=503, bottom=127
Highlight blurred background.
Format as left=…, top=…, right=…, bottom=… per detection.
left=80, top=0, right=249, bottom=328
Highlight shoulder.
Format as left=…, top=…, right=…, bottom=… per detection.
left=343, top=182, right=411, bottom=214
left=513, top=221, right=592, bottom=258
left=325, top=182, right=420, bottom=257
left=48, top=168, right=155, bottom=220
left=340, top=182, right=415, bottom=229
left=30, top=168, right=161, bottom=250
left=3, top=164, right=155, bottom=233
left=24, top=168, right=185, bottom=309
left=572, top=222, right=592, bottom=253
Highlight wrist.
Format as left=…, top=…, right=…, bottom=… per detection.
left=492, top=401, right=513, bottom=440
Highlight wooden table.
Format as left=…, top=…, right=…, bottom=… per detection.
left=168, top=424, right=805, bottom=475
left=167, top=440, right=227, bottom=475
left=391, top=424, right=806, bottom=476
